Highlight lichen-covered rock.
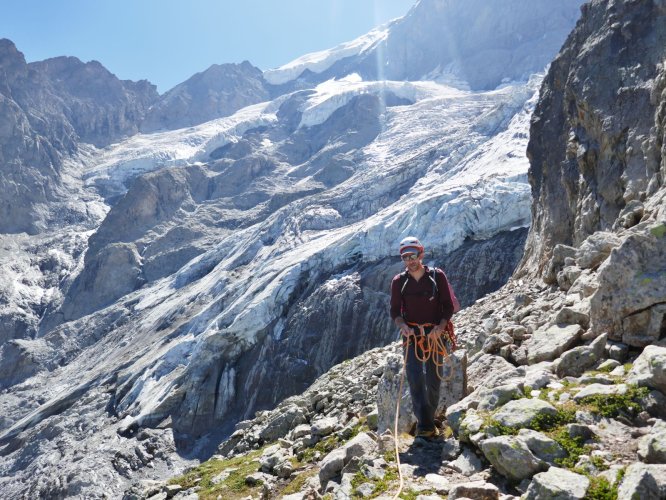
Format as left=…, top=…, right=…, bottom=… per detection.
left=525, top=467, right=590, bottom=499
left=493, top=398, right=558, bottom=429
left=628, top=346, right=666, bottom=393
left=318, top=432, right=376, bottom=484
left=479, top=435, right=544, bottom=480
left=518, top=429, right=567, bottom=464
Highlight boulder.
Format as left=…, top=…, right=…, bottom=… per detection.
left=622, top=304, right=666, bottom=347
left=525, top=324, right=584, bottom=364
left=617, top=463, right=666, bottom=500
left=518, top=429, right=567, bottom=464
left=555, top=333, right=607, bottom=378
left=524, top=467, right=590, bottom=499
left=466, top=353, right=520, bottom=392
left=445, top=446, right=484, bottom=477
left=319, top=432, right=376, bottom=484
left=627, top=346, right=666, bottom=393
left=575, top=231, right=622, bottom=270
left=259, top=405, right=307, bottom=441
left=590, top=222, right=666, bottom=341
left=311, top=417, right=338, bottom=437
left=476, top=382, right=524, bottom=411
left=637, top=421, right=666, bottom=464
left=480, top=435, right=544, bottom=480
left=493, top=398, right=558, bottom=429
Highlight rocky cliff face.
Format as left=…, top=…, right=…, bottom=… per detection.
left=141, top=62, right=270, bottom=132
left=0, top=39, right=158, bottom=234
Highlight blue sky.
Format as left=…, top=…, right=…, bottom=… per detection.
left=1, top=0, right=415, bottom=93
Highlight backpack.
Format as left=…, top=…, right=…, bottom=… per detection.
left=399, top=267, right=460, bottom=314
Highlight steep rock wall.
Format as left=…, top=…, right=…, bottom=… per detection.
left=519, top=0, right=666, bottom=276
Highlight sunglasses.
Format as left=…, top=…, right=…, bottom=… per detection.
left=401, top=253, right=419, bottom=262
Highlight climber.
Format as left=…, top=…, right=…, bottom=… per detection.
left=389, top=236, right=455, bottom=440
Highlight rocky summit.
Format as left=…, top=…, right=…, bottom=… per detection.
left=1, top=0, right=665, bottom=499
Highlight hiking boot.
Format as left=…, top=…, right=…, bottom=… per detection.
left=415, top=427, right=440, bottom=440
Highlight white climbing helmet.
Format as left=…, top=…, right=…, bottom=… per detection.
left=399, top=236, right=424, bottom=255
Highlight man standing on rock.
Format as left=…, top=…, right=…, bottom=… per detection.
left=390, top=236, right=455, bottom=439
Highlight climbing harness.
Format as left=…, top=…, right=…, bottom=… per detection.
left=391, top=322, right=457, bottom=499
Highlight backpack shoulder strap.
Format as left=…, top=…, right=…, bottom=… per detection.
left=399, top=271, right=410, bottom=295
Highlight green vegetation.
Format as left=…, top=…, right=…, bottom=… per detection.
left=584, top=475, right=618, bottom=500
left=650, top=224, right=666, bottom=239
left=577, top=386, right=650, bottom=419
left=279, top=467, right=318, bottom=496
left=551, top=428, right=590, bottom=469
left=168, top=448, right=264, bottom=500
left=351, top=468, right=399, bottom=498
left=530, top=406, right=577, bottom=432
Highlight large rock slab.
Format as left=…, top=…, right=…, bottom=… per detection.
left=628, top=346, right=666, bottom=393
left=591, top=222, right=666, bottom=342
left=377, top=350, right=467, bottom=434
left=525, top=467, right=590, bottom=499
left=493, top=398, right=558, bottom=429
left=479, top=436, right=544, bottom=480
left=617, top=463, right=666, bottom=500
left=525, top=324, right=584, bottom=364
left=573, top=383, right=628, bottom=402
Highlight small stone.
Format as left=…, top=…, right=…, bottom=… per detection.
left=448, top=480, right=499, bottom=500
left=597, top=359, right=621, bottom=372
left=356, top=482, right=375, bottom=497
left=607, top=342, right=629, bottom=362
left=446, top=447, right=484, bottom=477
left=424, top=473, right=450, bottom=494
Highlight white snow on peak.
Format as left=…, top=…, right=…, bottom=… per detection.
left=298, top=77, right=464, bottom=129
left=263, top=25, right=390, bottom=85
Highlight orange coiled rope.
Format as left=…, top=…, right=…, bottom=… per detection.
left=403, top=322, right=456, bottom=381
left=392, top=322, right=457, bottom=499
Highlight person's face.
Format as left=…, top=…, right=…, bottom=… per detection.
left=402, top=251, right=423, bottom=271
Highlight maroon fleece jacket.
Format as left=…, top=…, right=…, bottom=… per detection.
left=390, top=266, right=454, bottom=325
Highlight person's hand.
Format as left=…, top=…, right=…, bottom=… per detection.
left=432, top=320, right=448, bottom=335
left=399, top=323, right=413, bottom=338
